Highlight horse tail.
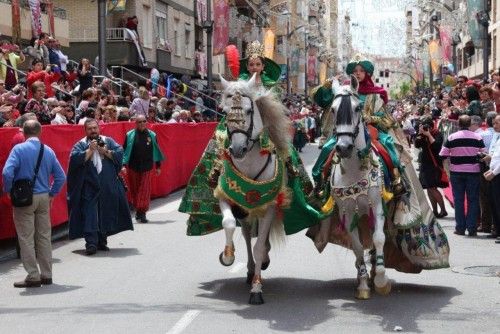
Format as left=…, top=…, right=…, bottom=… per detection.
left=268, top=211, right=286, bottom=249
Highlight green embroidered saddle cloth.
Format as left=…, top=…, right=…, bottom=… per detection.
left=178, top=129, right=324, bottom=236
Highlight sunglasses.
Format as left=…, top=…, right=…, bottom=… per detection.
left=136, top=120, right=147, bottom=123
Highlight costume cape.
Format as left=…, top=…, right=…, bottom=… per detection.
left=123, top=129, right=165, bottom=165
left=67, top=136, right=133, bottom=239
left=179, top=119, right=325, bottom=236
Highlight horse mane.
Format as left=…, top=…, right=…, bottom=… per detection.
left=255, top=93, right=291, bottom=157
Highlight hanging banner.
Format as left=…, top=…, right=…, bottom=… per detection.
left=428, top=39, right=442, bottom=75
left=107, top=0, right=127, bottom=12
left=414, top=59, right=424, bottom=82
left=439, top=25, right=452, bottom=63
left=319, top=62, right=327, bottom=84
left=466, top=0, right=485, bottom=48
left=195, top=51, right=208, bottom=79
left=28, top=0, right=42, bottom=38
left=11, top=0, right=21, bottom=44
left=196, top=0, right=207, bottom=26
left=307, top=54, right=317, bottom=83
left=290, top=49, right=300, bottom=75
left=263, top=29, right=275, bottom=60
left=213, top=0, right=229, bottom=55
left=47, top=1, right=55, bottom=37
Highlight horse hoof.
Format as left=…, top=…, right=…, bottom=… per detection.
left=261, top=260, right=270, bottom=271
left=219, top=252, right=234, bottom=267
left=355, top=289, right=371, bottom=300
left=246, top=272, right=254, bottom=285
left=249, top=292, right=264, bottom=305
left=375, top=281, right=392, bottom=296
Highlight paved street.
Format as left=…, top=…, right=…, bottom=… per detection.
left=1, top=143, right=499, bottom=334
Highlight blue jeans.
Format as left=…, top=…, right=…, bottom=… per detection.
left=450, top=173, right=480, bottom=233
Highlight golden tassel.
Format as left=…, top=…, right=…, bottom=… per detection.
left=321, top=196, right=335, bottom=214
left=381, top=187, right=393, bottom=202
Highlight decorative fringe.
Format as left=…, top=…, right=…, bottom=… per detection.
left=368, top=206, right=375, bottom=229
left=349, top=211, right=360, bottom=232
left=381, top=187, right=393, bottom=202
left=321, top=196, right=335, bottom=214
left=382, top=200, right=388, bottom=217
left=340, top=211, right=346, bottom=231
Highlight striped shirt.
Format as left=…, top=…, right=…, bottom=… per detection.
left=439, top=130, right=485, bottom=173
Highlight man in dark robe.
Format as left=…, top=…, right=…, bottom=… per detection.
left=67, top=118, right=133, bottom=255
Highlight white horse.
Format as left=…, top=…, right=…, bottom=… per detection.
left=215, top=74, right=290, bottom=305
left=319, top=76, right=391, bottom=299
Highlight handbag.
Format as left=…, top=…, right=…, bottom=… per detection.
left=10, top=143, right=44, bottom=207
left=426, top=142, right=449, bottom=188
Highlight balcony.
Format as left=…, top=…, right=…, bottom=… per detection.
left=0, top=0, right=69, bottom=46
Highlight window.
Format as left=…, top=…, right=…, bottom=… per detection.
left=185, top=23, right=193, bottom=58
left=387, top=83, right=390, bottom=88
left=379, top=70, right=384, bottom=77
left=174, top=18, right=181, bottom=56
left=155, top=1, right=167, bottom=49
left=142, top=5, right=153, bottom=48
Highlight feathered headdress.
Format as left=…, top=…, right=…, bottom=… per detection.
left=225, top=45, right=240, bottom=80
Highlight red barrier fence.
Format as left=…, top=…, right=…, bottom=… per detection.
left=0, top=122, right=217, bottom=240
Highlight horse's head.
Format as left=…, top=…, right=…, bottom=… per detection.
left=331, top=75, right=363, bottom=158
left=220, top=74, right=263, bottom=159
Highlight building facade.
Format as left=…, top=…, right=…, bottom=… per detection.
left=54, top=0, right=221, bottom=81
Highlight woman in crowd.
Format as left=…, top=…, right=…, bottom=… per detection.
left=24, top=81, right=51, bottom=124
left=129, top=86, right=150, bottom=118
left=465, top=85, right=483, bottom=118
left=415, top=116, right=448, bottom=218
left=77, top=58, right=93, bottom=96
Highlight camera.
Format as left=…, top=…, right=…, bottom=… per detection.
left=96, top=137, right=106, bottom=147
left=477, top=152, right=486, bottom=162
left=422, top=125, right=430, bottom=131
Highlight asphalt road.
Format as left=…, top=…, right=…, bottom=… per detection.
left=1, top=142, right=499, bottom=334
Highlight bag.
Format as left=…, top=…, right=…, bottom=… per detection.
left=10, top=143, right=44, bottom=207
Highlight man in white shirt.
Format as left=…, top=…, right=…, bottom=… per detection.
left=483, top=115, right=500, bottom=243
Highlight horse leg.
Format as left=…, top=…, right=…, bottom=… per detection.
left=219, top=199, right=236, bottom=266
left=261, top=237, right=271, bottom=271
left=249, top=207, right=275, bottom=305
left=348, top=223, right=371, bottom=300
left=372, top=199, right=391, bottom=295
left=241, top=222, right=255, bottom=284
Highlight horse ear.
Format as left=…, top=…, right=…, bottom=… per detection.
left=331, top=77, right=341, bottom=95
left=220, top=74, right=229, bottom=90
left=247, top=72, right=257, bottom=88
left=350, top=75, right=359, bottom=93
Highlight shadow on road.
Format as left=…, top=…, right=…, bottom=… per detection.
left=197, top=277, right=461, bottom=333
left=71, top=247, right=141, bottom=258
left=19, top=284, right=83, bottom=296
left=138, top=220, right=177, bottom=225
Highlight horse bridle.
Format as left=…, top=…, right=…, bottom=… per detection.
left=226, top=92, right=259, bottom=151
left=332, top=92, right=363, bottom=140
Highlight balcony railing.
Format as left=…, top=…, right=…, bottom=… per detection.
left=72, top=28, right=137, bottom=43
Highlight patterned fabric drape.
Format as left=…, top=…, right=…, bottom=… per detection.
left=307, top=54, right=316, bottom=83
left=28, top=0, right=42, bottom=38
left=213, top=0, right=229, bottom=55
left=107, top=0, right=127, bottom=12
left=11, top=0, right=21, bottom=44
left=428, top=39, right=442, bottom=75
left=466, top=0, right=485, bottom=48
left=197, top=0, right=207, bottom=26
left=195, top=51, right=208, bottom=79
left=263, top=29, right=275, bottom=60
left=47, top=1, right=55, bottom=37
left=439, top=26, right=452, bottom=63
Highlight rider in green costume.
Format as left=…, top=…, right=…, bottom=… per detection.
left=311, top=54, right=403, bottom=194
left=179, top=41, right=324, bottom=236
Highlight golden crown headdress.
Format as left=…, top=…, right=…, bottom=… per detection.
left=245, top=40, right=265, bottom=60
